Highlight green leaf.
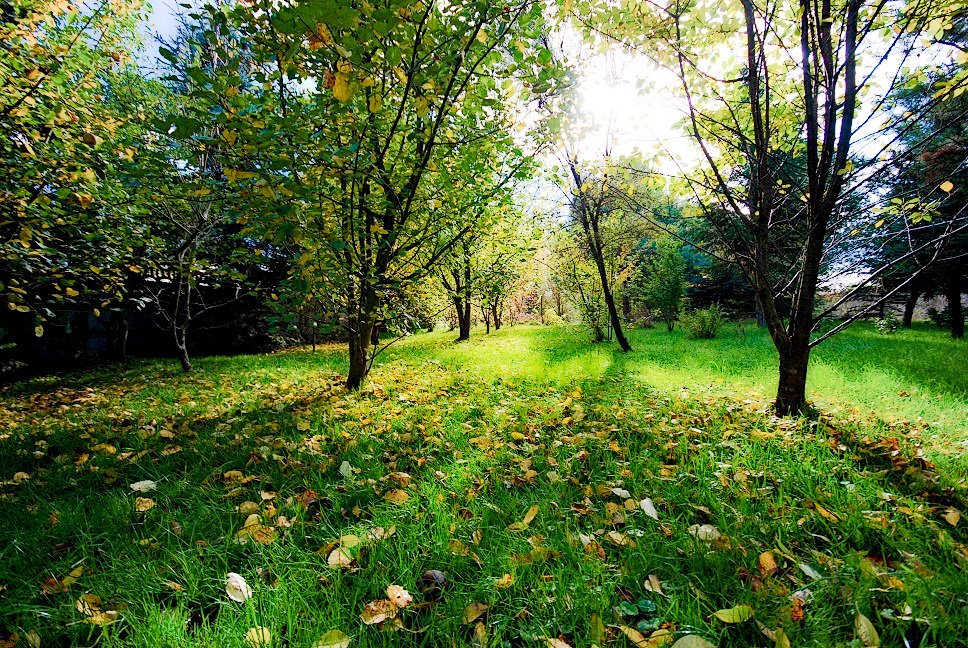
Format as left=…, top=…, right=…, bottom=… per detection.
left=712, top=605, right=754, bottom=623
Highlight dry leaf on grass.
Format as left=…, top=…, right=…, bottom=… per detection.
left=226, top=572, right=252, bottom=602
left=462, top=602, right=488, bottom=624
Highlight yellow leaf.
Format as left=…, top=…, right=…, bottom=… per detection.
left=246, top=626, right=271, bottom=648
left=34, top=324, right=44, bottom=337
left=758, top=551, right=779, bottom=578
left=384, top=489, right=409, bottom=504
left=66, top=287, right=80, bottom=297
left=874, top=219, right=884, bottom=228
left=462, top=602, right=488, bottom=624
left=333, top=73, right=351, bottom=102
left=712, top=604, right=754, bottom=623
left=940, top=180, right=954, bottom=193
left=855, top=613, right=879, bottom=647
left=495, top=573, right=514, bottom=589
left=368, top=93, right=382, bottom=112
left=943, top=508, right=960, bottom=526
left=135, top=497, right=155, bottom=512
left=618, top=625, right=649, bottom=646
left=814, top=503, right=841, bottom=523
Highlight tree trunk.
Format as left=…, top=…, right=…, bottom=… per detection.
left=346, top=287, right=379, bottom=390
left=665, top=318, right=674, bottom=333
left=591, top=253, right=632, bottom=351
left=108, top=309, right=129, bottom=361
left=945, top=267, right=964, bottom=339
left=174, top=325, right=192, bottom=373
left=775, top=339, right=810, bottom=416
left=492, top=303, right=501, bottom=330
left=454, top=297, right=471, bottom=341
left=346, top=328, right=369, bottom=390
left=622, top=294, right=632, bottom=322
left=902, top=286, right=920, bottom=328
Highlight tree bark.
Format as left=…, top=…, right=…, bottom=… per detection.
left=902, top=286, right=920, bottom=328
left=592, top=252, right=632, bottom=351
left=174, top=325, right=192, bottom=373
left=945, top=267, right=964, bottom=339
left=454, top=297, right=471, bottom=341
left=775, top=338, right=810, bottom=416
left=346, top=285, right=379, bottom=390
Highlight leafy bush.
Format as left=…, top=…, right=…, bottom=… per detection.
left=681, top=304, right=724, bottom=339
left=875, top=312, right=898, bottom=335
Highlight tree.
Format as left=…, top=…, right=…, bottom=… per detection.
left=178, top=0, right=559, bottom=388
left=573, top=0, right=968, bottom=414
left=1, top=0, right=149, bottom=348
left=641, top=237, right=686, bottom=332
left=558, top=156, right=635, bottom=350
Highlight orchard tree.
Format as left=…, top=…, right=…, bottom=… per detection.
left=573, top=0, right=968, bottom=414
left=1, top=0, right=149, bottom=342
left=177, top=0, right=560, bottom=388
left=640, top=237, right=686, bottom=332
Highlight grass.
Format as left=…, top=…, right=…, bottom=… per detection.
left=0, top=322, right=965, bottom=647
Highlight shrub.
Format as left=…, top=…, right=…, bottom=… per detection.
left=875, top=312, right=898, bottom=335
left=681, top=304, right=724, bottom=339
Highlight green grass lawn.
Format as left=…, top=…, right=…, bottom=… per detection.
left=0, top=323, right=965, bottom=647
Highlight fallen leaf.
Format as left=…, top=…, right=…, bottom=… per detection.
left=612, top=487, right=632, bottom=499
left=671, top=636, right=717, bottom=648
left=758, top=551, right=779, bottom=578
left=644, top=574, right=665, bottom=596
left=798, top=563, right=822, bottom=580
left=87, top=610, right=119, bottom=626
left=361, top=599, right=398, bottom=625
left=495, top=573, right=514, bottom=589
left=943, top=509, right=960, bottom=526
left=386, top=584, right=412, bottom=608
left=135, top=497, right=155, bottom=513
left=76, top=594, right=102, bottom=616
left=543, top=637, right=573, bottom=648
left=814, top=503, right=841, bottom=523
left=62, top=565, right=83, bottom=588
left=687, top=524, right=721, bottom=542
left=313, top=629, right=351, bottom=648
left=226, top=572, right=253, bottom=602
left=712, top=604, right=754, bottom=623
left=246, top=627, right=271, bottom=648
left=25, top=630, right=41, bottom=648
left=618, top=625, right=649, bottom=646
left=384, top=489, right=409, bottom=505
left=508, top=505, right=540, bottom=530
left=473, top=621, right=488, bottom=648
left=129, top=480, right=156, bottom=493
left=640, top=498, right=659, bottom=520
left=774, top=628, right=791, bottom=648
left=855, top=613, right=879, bottom=647
left=327, top=547, right=353, bottom=568
left=462, top=602, right=489, bottom=624
left=606, top=530, right=630, bottom=546
left=339, top=461, right=353, bottom=478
